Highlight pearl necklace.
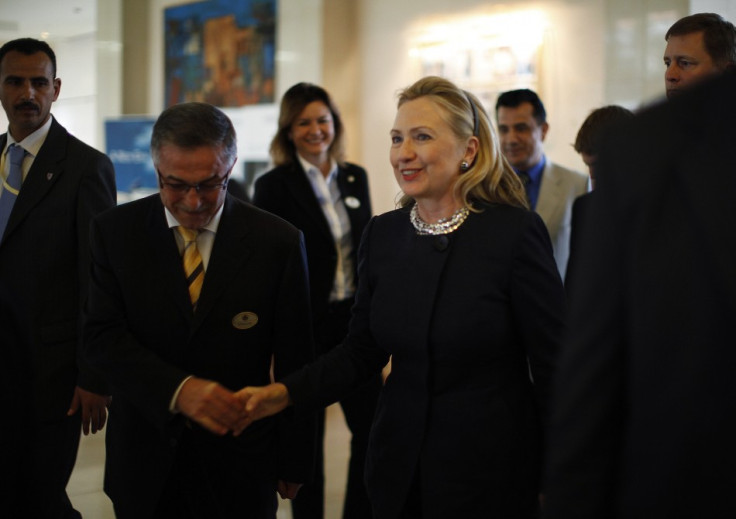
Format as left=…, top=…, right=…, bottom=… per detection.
left=410, top=205, right=470, bottom=235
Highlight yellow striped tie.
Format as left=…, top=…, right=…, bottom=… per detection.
left=177, top=226, right=204, bottom=307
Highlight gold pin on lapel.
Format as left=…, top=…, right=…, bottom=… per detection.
left=347, top=175, right=355, bottom=183
left=232, top=311, right=258, bottom=330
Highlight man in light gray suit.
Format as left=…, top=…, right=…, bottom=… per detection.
left=496, top=89, right=588, bottom=279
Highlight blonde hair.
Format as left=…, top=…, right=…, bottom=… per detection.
left=396, top=76, right=528, bottom=210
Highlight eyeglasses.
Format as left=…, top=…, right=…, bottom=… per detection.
left=157, top=170, right=229, bottom=194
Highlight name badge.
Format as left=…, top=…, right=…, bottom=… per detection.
left=344, top=196, right=361, bottom=209
left=232, top=311, right=258, bottom=330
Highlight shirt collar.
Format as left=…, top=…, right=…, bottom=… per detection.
left=297, top=153, right=338, bottom=183
left=164, top=199, right=225, bottom=234
left=514, top=155, right=546, bottom=184
left=5, top=115, right=54, bottom=158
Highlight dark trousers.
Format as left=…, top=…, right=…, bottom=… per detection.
left=15, top=413, right=83, bottom=519
left=149, top=429, right=278, bottom=519
left=400, top=472, right=423, bottom=519
left=292, top=299, right=382, bottom=519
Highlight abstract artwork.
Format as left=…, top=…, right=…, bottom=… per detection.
left=164, top=0, right=276, bottom=107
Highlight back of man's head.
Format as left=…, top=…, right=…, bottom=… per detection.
left=666, top=13, right=736, bottom=68
left=574, top=105, right=635, bottom=156
left=495, top=89, right=547, bottom=125
left=0, top=38, right=57, bottom=77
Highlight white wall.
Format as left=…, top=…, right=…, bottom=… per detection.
left=358, top=0, right=608, bottom=215
left=132, top=0, right=692, bottom=215
left=691, top=0, right=736, bottom=21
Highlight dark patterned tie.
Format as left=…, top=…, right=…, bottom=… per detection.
left=517, top=171, right=531, bottom=204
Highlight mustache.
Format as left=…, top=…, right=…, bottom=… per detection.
left=14, top=101, right=39, bottom=112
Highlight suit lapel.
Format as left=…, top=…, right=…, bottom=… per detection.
left=285, top=162, right=333, bottom=243
left=336, top=165, right=367, bottom=248
left=191, top=196, right=253, bottom=330
left=535, top=161, right=564, bottom=227
left=2, top=119, right=67, bottom=243
left=145, top=197, right=194, bottom=323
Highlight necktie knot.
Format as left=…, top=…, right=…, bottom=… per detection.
left=0, top=144, right=26, bottom=241
left=8, top=144, right=25, bottom=170
left=177, top=226, right=199, bottom=244
left=176, top=226, right=204, bottom=307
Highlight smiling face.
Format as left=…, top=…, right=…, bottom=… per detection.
left=0, top=50, right=60, bottom=141
left=664, top=31, right=723, bottom=99
left=496, top=102, right=548, bottom=171
left=157, top=143, right=231, bottom=230
left=390, top=97, right=474, bottom=216
left=289, top=100, right=335, bottom=167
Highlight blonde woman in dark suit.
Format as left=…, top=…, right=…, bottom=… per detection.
left=243, top=77, right=564, bottom=518
left=253, top=83, right=380, bottom=519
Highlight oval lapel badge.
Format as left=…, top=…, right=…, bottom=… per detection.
left=232, top=311, right=259, bottom=330
left=344, top=196, right=360, bottom=209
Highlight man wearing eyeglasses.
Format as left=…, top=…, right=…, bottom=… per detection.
left=84, top=102, right=316, bottom=519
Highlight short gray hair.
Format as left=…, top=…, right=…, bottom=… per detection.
left=151, top=102, right=237, bottom=167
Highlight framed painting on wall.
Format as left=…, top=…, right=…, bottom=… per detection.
left=164, top=0, right=276, bottom=107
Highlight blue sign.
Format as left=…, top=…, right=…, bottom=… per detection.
left=105, top=117, right=157, bottom=198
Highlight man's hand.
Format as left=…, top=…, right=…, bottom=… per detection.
left=68, top=386, right=111, bottom=435
left=277, top=480, right=302, bottom=500
left=235, top=383, right=291, bottom=430
left=175, top=377, right=249, bottom=436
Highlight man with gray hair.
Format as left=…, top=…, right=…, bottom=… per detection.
left=85, top=102, right=316, bottom=518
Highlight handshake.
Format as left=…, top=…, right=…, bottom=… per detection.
left=174, top=377, right=299, bottom=499
left=174, top=376, right=292, bottom=437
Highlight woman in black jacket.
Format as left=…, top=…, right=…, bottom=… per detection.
left=252, top=83, right=380, bottom=519
left=245, top=76, right=564, bottom=519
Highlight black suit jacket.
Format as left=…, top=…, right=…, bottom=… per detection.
left=283, top=202, right=565, bottom=518
left=564, top=191, right=593, bottom=297
left=543, top=71, right=736, bottom=518
left=0, top=117, right=116, bottom=421
left=84, top=195, right=316, bottom=518
left=252, top=162, right=371, bottom=331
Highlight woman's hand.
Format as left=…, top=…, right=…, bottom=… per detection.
left=233, top=382, right=292, bottom=434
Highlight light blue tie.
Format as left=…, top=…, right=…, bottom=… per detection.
left=0, top=144, right=25, bottom=242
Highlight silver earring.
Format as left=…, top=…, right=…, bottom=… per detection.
left=460, top=161, right=470, bottom=172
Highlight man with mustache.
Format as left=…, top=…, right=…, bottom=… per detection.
left=0, top=38, right=116, bottom=517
